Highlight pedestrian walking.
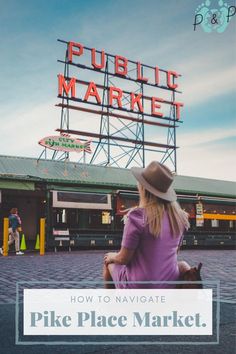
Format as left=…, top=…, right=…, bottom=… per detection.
left=0, top=208, right=24, bottom=255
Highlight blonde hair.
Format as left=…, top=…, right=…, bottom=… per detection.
left=138, top=183, right=189, bottom=237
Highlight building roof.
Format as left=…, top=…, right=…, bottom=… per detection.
left=0, top=155, right=235, bottom=198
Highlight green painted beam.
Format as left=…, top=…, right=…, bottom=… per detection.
left=0, top=179, right=35, bottom=191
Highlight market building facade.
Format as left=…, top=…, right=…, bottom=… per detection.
left=0, top=155, right=235, bottom=250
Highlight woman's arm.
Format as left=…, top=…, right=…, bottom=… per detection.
left=104, top=247, right=135, bottom=266
left=104, top=208, right=142, bottom=266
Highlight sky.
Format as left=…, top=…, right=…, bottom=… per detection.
left=0, top=0, right=235, bottom=181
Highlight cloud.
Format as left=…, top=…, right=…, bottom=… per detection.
left=176, top=127, right=236, bottom=181
left=144, top=126, right=236, bottom=181
left=0, top=97, right=102, bottom=158
left=0, top=0, right=235, bottom=182
left=178, top=143, right=236, bottom=181
left=182, top=64, right=236, bottom=106
left=0, top=100, right=56, bottom=156
left=181, top=113, right=235, bottom=178
left=178, top=127, right=236, bottom=147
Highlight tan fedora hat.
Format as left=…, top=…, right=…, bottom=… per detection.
left=131, top=161, right=177, bottom=202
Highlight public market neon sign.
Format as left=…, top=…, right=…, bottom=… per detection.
left=57, top=41, right=184, bottom=120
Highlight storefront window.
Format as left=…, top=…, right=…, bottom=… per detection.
left=102, top=211, right=111, bottom=224
left=211, top=219, right=219, bottom=228
left=116, top=194, right=139, bottom=214
left=62, top=209, right=67, bottom=223
left=88, top=211, right=111, bottom=229
left=52, top=191, right=112, bottom=210
left=53, top=208, right=111, bottom=230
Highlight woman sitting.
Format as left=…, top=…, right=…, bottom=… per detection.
left=103, top=161, right=191, bottom=288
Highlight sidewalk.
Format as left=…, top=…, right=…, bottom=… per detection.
left=0, top=250, right=235, bottom=353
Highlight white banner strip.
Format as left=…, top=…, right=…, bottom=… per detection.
left=24, top=289, right=212, bottom=335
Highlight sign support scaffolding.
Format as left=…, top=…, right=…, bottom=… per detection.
left=39, top=39, right=183, bottom=172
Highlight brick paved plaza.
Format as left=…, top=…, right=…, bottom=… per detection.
left=0, top=249, right=235, bottom=303
left=0, top=249, right=235, bottom=354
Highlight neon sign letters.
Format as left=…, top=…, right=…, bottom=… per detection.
left=57, top=41, right=184, bottom=120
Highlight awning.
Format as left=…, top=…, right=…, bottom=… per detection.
left=0, top=180, right=35, bottom=191
left=117, top=190, right=139, bottom=200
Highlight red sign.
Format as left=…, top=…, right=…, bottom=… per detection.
left=57, top=41, right=184, bottom=120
